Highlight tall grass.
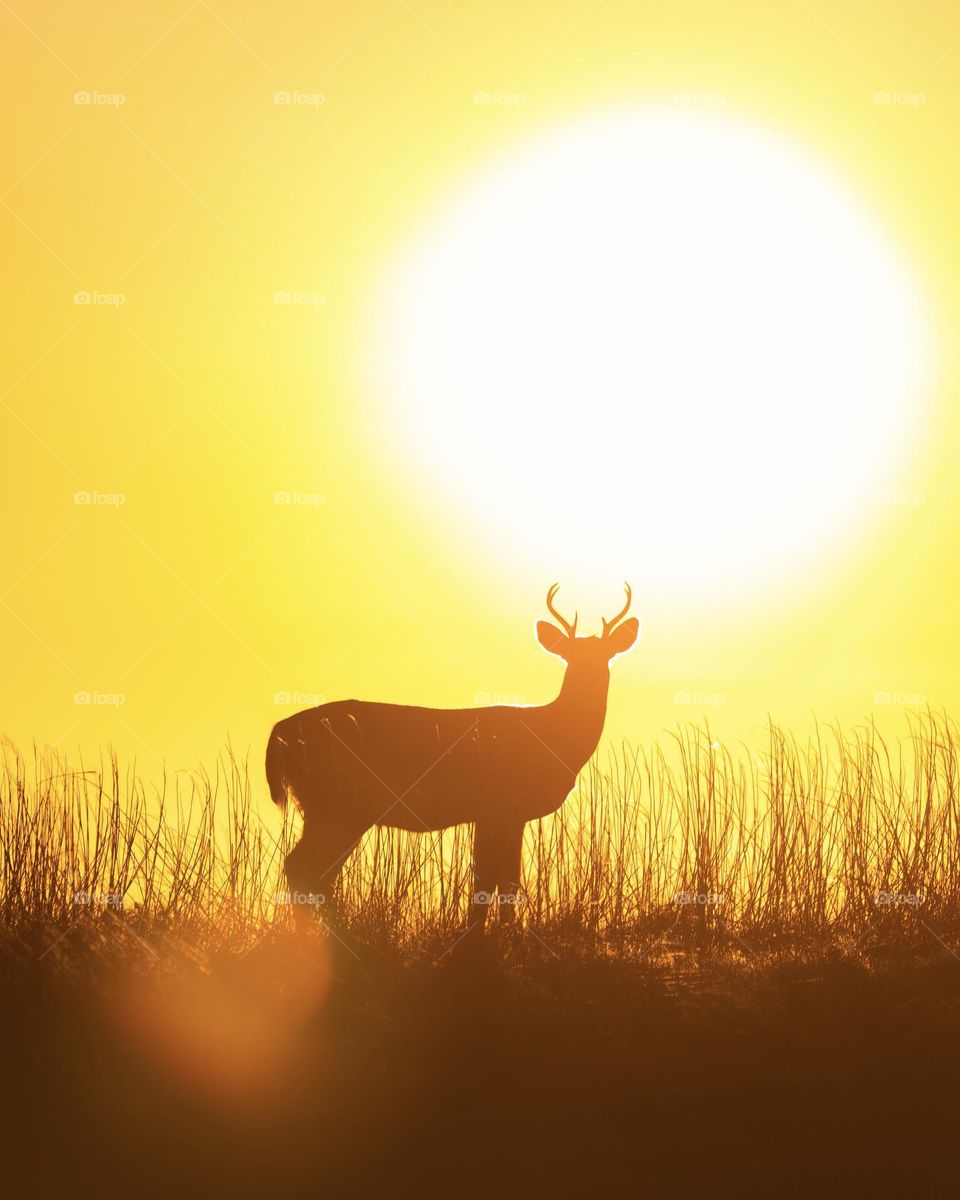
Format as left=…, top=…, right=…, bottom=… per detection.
left=3, top=713, right=959, bottom=959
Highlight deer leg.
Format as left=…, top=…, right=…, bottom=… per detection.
left=284, top=818, right=363, bottom=936
left=468, top=820, right=500, bottom=940
left=284, top=832, right=327, bottom=935
left=469, top=817, right=526, bottom=936
left=494, top=819, right=525, bottom=925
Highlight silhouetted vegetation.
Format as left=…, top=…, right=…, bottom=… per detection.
left=4, top=712, right=959, bottom=963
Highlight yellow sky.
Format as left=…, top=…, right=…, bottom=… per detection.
left=2, top=0, right=960, bottom=772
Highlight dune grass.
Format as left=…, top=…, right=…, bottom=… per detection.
left=2, top=712, right=959, bottom=963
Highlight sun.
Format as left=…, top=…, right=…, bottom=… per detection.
left=372, top=107, right=932, bottom=607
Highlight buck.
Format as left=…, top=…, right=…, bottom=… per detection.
left=266, top=584, right=639, bottom=936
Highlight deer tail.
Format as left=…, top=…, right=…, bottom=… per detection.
left=265, top=726, right=289, bottom=809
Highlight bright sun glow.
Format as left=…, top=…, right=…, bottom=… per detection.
left=376, top=108, right=931, bottom=606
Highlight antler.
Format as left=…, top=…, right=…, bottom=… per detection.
left=546, top=583, right=578, bottom=638
left=601, top=583, right=632, bottom=638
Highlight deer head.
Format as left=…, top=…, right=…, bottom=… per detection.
left=536, top=583, right=639, bottom=664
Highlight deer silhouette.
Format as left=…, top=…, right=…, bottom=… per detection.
left=266, top=584, right=639, bottom=937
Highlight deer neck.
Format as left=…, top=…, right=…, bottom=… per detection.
left=548, top=663, right=611, bottom=765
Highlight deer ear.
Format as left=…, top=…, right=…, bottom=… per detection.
left=536, top=621, right=569, bottom=658
left=606, top=617, right=640, bottom=657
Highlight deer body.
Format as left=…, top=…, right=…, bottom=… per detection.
left=267, top=585, right=638, bottom=936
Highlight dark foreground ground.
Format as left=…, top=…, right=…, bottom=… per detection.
left=2, top=926, right=959, bottom=1198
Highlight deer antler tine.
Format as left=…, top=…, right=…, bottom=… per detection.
left=545, top=583, right=578, bottom=638
left=601, top=582, right=633, bottom=638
